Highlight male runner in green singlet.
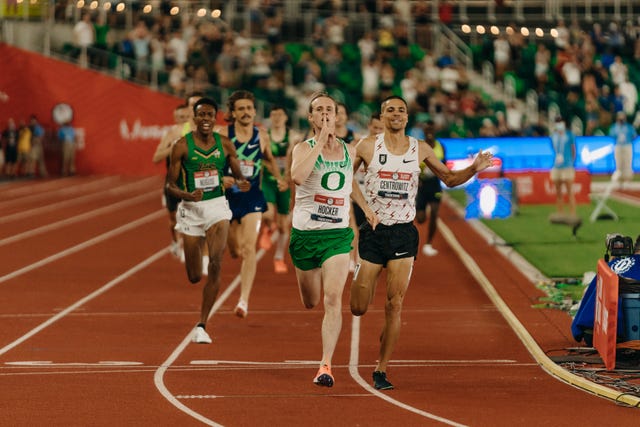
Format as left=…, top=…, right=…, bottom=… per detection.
left=167, top=97, right=249, bottom=344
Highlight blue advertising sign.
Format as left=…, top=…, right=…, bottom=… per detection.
left=440, top=136, right=640, bottom=174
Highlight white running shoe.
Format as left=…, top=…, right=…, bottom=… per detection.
left=234, top=299, right=248, bottom=318
left=170, top=241, right=181, bottom=259
left=193, top=326, right=212, bottom=344
left=422, top=244, right=438, bottom=256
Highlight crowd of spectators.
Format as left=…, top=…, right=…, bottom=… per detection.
left=0, top=115, right=49, bottom=180
left=57, top=1, right=640, bottom=140
left=478, top=17, right=640, bottom=137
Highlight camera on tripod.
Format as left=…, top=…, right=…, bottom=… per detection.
left=604, top=233, right=634, bottom=262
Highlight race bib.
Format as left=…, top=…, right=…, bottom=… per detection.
left=240, top=160, right=255, bottom=177
left=275, top=156, right=287, bottom=171
left=377, top=170, right=412, bottom=199
left=193, top=170, right=219, bottom=191
left=310, top=194, right=345, bottom=223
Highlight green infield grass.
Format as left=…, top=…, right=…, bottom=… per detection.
left=447, top=189, right=639, bottom=280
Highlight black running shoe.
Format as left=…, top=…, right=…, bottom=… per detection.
left=372, top=371, right=394, bottom=390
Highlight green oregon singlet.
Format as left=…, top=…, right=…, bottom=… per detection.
left=265, top=128, right=290, bottom=181
left=181, top=132, right=226, bottom=200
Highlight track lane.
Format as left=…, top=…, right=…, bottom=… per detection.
left=1, top=176, right=638, bottom=426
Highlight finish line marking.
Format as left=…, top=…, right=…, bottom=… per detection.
left=189, top=359, right=519, bottom=366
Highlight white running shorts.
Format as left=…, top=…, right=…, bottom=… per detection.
left=176, top=197, right=232, bottom=237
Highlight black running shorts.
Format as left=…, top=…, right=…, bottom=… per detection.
left=358, top=221, right=419, bottom=267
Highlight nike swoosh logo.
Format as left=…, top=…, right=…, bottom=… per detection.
left=395, top=251, right=408, bottom=256
left=402, top=159, right=415, bottom=163
left=247, top=143, right=260, bottom=149
left=580, top=145, right=613, bottom=164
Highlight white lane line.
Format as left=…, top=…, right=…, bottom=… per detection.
left=0, top=368, right=160, bottom=377
left=5, top=361, right=144, bottom=366
left=153, top=247, right=268, bottom=427
left=0, top=192, right=158, bottom=247
left=0, top=247, right=169, bottom=356
left=0, top=176, right=160, bottom=224
left=438, top=220, right=640, bottom=407
left=349, top=315, right=468, bottom=427
left=189, top=359, right=518, bottom=366
left=0, top=210, right=165, bottom=284
left=190, top=360, right=314, bottom=366
left=0, top=176, right=121, bottom=210
left=0, top=177, right=97, bottom=199
left=0, top=311, right=199, bottom=319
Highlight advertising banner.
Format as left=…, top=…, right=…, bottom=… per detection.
left=441, top=136, right=640, bottom=175
left=0, top=44, right=222, bottom=176
left=504, top=170, right=591, bottom=204
left=594, top=259, right=619, bottom=371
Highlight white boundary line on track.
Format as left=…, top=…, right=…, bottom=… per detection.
left=154, top=241, right=468, bottom=426
left=0, top=176, right=120, bottom=211
left=349, top=316, right=468, bottom=427
left=0, top=210, right=164, bottom=284
left=437, top=219, right=640, bottom=407
left=0, top=176, right=102, bottom=199
left=0, top=192, right=158, bottom=247
left=0, top=248, right=169, bottom=356
left=0, top=176, right=120, bottom=206
left=153, top=267, right=247, bottom=427
left=0, top=176, right=159, bottom=224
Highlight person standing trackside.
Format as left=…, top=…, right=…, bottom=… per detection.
left=549, top=116, right=577, bottom=217
left=166, top=97, right=250, bottom=344
left=2, top=118, right=18, bottom=177
left=350, top=96, right=493, bottom=390
left=58, top=121, right=77, bottom=177
left=152, top=103, right=191, bottom=258
left=289, top=91, right=378, bottom=387
left=215, top=90, right=287, bottom=319
left=28, top=115, right=48, bottom=178
left=416, top=120, right=446, bottom=256
left=609, top=111, right=637, bottom=188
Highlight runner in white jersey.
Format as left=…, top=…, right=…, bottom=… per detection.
left=351, top=95, right=494, bottom=391
left=289, top=92, right=377, bottom=388
left=363, top=132, right=421, bottom=224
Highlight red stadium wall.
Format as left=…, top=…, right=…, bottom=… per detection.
left=0, top=43, right=222, bottom=176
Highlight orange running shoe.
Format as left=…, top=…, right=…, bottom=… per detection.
left=258, top=226, right=273, bottom=250
left=313, top=364, right=334, bottom=387
left=274, top=259, right=288, bottom=274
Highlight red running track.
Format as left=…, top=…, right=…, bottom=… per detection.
left=0, top=175, right=637, bottom=426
